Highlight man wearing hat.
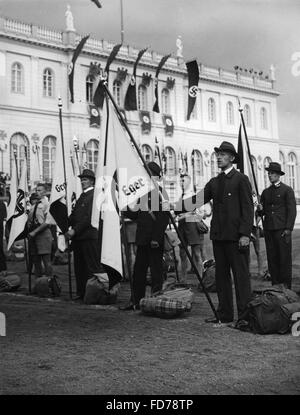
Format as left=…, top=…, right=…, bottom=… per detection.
left=65, top=168, right=101, bottom=300
left=257, top=162, right=296, bottom=289
left=202, top=141, right=254, bottom=323
left=120, top=161, right=170, bottom=310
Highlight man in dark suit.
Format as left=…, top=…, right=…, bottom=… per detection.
left=257, top=162, right=297, bottom=289
left=120, top=162, right=170, bottom=310
left=201, top=141, right=254, bottom=323
left=65, top=169, right=101, bottom=300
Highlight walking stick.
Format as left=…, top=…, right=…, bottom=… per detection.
left=27, top=249, right=33, bottom=294
left=103, top=82, right=220, bottom=322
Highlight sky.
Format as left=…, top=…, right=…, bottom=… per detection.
left=1, top=0, right=299, bottom=145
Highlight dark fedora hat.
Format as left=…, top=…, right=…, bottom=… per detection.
left=265, top=161, right=285, bottom=176
left=147, top=161, right=162, bottom=177
left=214, top=141, right=239, bottom=164
left=78, top=168, right=95, bottom=180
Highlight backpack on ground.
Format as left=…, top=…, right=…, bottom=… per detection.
left=84, top=273, right=120, bottom=305
left=198, top=259, right=216, bottom=292
left=0, top=272, right=22, bottom=292
left=140, top=283, right=194, bottom=318
left=34, top=275, right=61, bottom=298
left=236, top=284, right=300, bottom=334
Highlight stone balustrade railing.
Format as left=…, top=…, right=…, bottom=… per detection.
left=1, top=15, right=275, bottom=91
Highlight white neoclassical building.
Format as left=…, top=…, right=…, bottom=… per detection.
left=0, top=12, right=299, bottom=221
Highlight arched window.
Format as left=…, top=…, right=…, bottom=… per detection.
left=260, top=107, right=268, bottom=130
left=208, top=98, right=216, bottom=122
left=165, top=147, right=176, bottom=177
left=279, top=151, right=285, bottom=183
left=10, top=132, right=30, bottom=179
left=43, top=68, right=54, bottom=97
left=244, top=104, right=251, bottom=127
left=226, top=101, right=234, bottom=125
left=86, top=139, right=99, bottom=172
left=287, top=152, right=297, bottom=190
left=113, top=80, right=122, bottom=107
left=192, top=150, right=203, bottom=188
left=11, top=62, right=24, bottom=94
left=210, top=152, right=219, bottom=178
left=141, top=144, right=153, bottom=162
left=161, top=88, right=170, bottom=114
left=42, top=136, right=56, bottom=182
left=86, top=75, right=94, bottom=103
left=264, top=156, right=272, bottom=187
left=138, top=85, right=147, bottom=111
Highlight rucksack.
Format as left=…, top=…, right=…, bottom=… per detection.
left=198, top=259, right=216, bottom=292
left=83, top=273, right=120, bottom=305
left=236, top=284, right=300, bottom=334
left=34, top=275, right=61, bottom=298
left=0, top=273, right=22, bottom=292
left=140, top=285, right=194, bottom=318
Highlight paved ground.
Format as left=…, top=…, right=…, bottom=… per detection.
left=0, top=231, right=299, bottom=395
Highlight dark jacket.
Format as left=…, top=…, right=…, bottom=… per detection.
left=124, top=187, right=169, bottom=246
left=69, top=188, right=98, bottom=241
left=260, top=182, right=297, bottom=231
left=203, top=168, right=254, bottom=241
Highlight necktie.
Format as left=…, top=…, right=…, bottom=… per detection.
left=217, top=172, right=226, bottom=203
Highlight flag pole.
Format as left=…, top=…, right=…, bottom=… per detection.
left=102, top=81, right=220, bottom=322
left=120, top=0, right=124, bottom=43
left=58, top=97, right=73, bottom=299
left=155, top=138, right=179, bottom=282
left=238, top=104, right=259, bottom=196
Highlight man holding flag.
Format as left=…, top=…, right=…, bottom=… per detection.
left=201, top=141, right=254, bottom=324
left=120, top=161, right=170, bottom=310
left=65, top=168, right=101, bottom=301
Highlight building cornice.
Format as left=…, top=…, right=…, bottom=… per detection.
left=0, top=15, right=279, bottom=97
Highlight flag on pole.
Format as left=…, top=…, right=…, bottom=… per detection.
left=31, top=143, right=41, bottom=185
left=153, top=54, right=171, bottom=113
left=7, top=161, right=28, bottom=250
left=186, top=60, right=199, bottom=120
left=48, top=132, right=74, bottom=233
left=68, top=35, right=90, bottom=103
left=237, top=123, right=258, bottom=215
left=70, top=151, right=83, bottom=211
left=6, top=155, right=18, bottom=222
left=237, top=124, right=256, bottom=190
left=90, top=0, right=102, bottom=8
left=91, top=97, right=155, bottom=275
left=93, top=43, right=122, bottom=109
left=124, top=48, right=148, bottom=111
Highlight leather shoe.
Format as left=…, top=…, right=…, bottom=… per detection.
left=205, top=316, right=233, bottom=324
left=119, top=302, right=140, bottom=311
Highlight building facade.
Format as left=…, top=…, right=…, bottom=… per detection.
left=0, top=14, right=299, bottom=221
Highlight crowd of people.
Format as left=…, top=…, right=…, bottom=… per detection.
left=1, top=140, right=297, bottom=324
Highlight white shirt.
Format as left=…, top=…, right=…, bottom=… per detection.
left=222, top=165, right=234, bottom=175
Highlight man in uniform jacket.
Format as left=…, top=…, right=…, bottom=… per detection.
left=65, top=169, right=101, bottom=300
left=175, top=142, right=254, bottom=323
left=257, top=162, right=296, bottom=289
left=120, top=162, right=170, bottom=310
